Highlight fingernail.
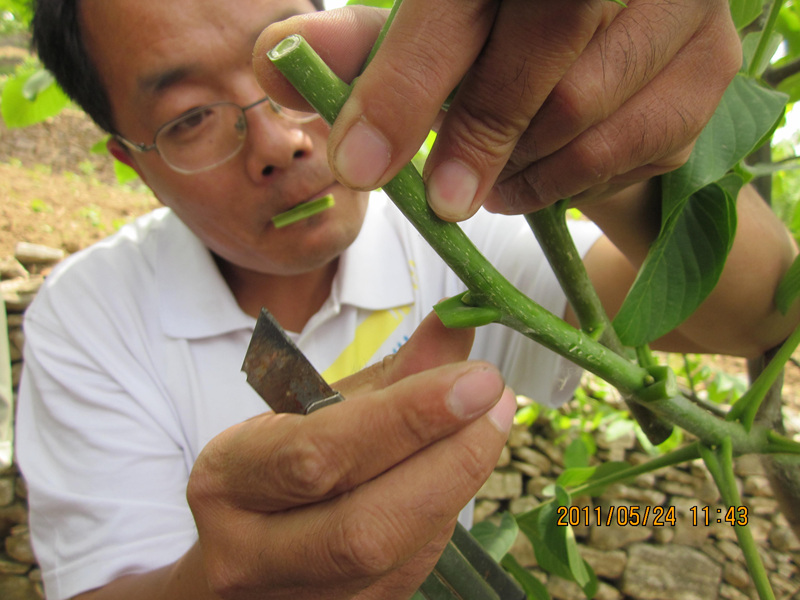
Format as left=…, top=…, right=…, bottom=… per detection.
left=333, top=118, right=391, bottom=189
left=447, top=367, right=503, bottom=420
left=427, top=159, right=480, bottom=220
left=488, top=388, right=516, bottom=434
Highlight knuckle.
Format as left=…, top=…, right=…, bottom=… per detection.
left=327, top=506, right=406, bottom=579
left=273, top=434, right=347, bottom=500
left=446, top=102, right=526, bottom=169
left=452, top=436, right=496, bottom=486
left=545, top=78, right=602, bottom=136
left=572, top=128, right=619, bottom=187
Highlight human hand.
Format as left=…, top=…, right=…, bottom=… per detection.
left=187, top=312, right=516, bottom=599
left=254, top=0, right=740, bottom=220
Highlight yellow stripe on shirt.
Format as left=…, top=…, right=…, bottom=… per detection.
left=322, top=306, right=411, bottom=383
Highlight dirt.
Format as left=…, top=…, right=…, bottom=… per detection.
left=0, top=109, right=160, bottom=258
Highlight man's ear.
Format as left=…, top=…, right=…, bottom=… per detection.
left=107, top=137, right=145, bottom=180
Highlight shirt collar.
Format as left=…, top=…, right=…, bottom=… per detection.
left=334, top=191, right=414, bottom=311
left=156, top=191, right=414, bottom=339
left=156, top=210, right=254, bottom=339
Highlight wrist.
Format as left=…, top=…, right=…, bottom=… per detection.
left=575, top=178, right=662, bottom=260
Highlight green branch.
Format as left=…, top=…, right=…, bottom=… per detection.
left=267, top=33, right=800, bottom=458
left=525, top=203, right=674, bottom=445
left=700, top=440, right=775, bottom=600
left=267, top=34, right=650, bottom=395
left=749, top=0, right=786, bottom=80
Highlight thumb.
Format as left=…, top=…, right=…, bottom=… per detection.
left=335, top=310, right=474, bottom=397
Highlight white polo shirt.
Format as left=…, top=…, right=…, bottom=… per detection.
left=16, top=191, right=601, bottom=600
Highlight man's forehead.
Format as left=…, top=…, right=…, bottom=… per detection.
left=82, top=0, right=315, bottom=97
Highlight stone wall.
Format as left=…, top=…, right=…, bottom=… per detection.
left=477, top=420, right=800, bottom=600
left=1, top=242, right=799, bottom=600
left=1, top=243, right=57, bottom=600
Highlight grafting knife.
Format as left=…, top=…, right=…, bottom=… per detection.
left=241, top=307, right=343, bottom=414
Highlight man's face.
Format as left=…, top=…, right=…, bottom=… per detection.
left=81, top=0, right=369, bottom=276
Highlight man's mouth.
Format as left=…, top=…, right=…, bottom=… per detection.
left=272, top=194, right=336, bottom=229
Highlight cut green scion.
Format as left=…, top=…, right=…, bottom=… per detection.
left=272, top=194, right=335, bottom=228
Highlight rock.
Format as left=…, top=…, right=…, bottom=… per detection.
left=1, top=277, right=43, bottom=312
left=0, top=574, right=39, bottom=600
left=507, top=424, right=533, bottom=449
left=722, top=561, right=752, bottom=590
left=588, top=503, right=653, bottom=551
left=0, top=257, right=28, bottom=281
left=510, top=460, right=542, bottom=478
left=526, top=476, right=554, bottom=499
left=476, top=469, right=523, bottom=500
left=495, top=445, right=511, bottom=468
left=622, top=544, right=722, bottom=600
left=547, top=576, right=622, bottom=600
left=14, top=242, right=64, bottom=266
left=769, top=523, right=800, bottom=552
left=734, top=454, right=765, bottom=478
left=5, top=527, right=35, bottom=565
left=0, top=478, right=14, bottom=507
left=743, top=475, right=773, bottom=497
left=509, top=495, right=539, bottom=515
left=580, top=546, right=627, bottom=579
left=473, top=499, right=500, bottom=523
left=511, top=446, right=552, bottom=472
left=7, top=328, right=25, bottom=363
left=0, top=555, right=29, bottom=576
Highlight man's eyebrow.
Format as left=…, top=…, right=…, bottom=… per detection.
left=138, top=66, right=194, bottom=96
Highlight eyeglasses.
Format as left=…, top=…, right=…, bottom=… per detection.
left=115, top=96, right=320, bottom=174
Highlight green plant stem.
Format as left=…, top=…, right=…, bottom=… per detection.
left=700, top=440, right=775, bottom=600
left=728, top=318, right=800, bottom=429
left=267, top=33, right=800, bottom=457
left=749, top=0, right=785, bottom=79
left=516, top=443, right=702, bottom=530
left=363, top=0, right=403, bottom=68
left=525, top=204, right=673, bottom=445
left=525, top=203, right=611, bottom=343
left=267, top=34, right=650, bottom=396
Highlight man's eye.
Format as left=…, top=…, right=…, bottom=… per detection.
left=164, top=107, right=216, bottom=140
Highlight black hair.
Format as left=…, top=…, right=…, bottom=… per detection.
left=31, top=0, right=327, bottom=134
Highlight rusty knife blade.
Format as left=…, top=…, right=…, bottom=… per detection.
left=242, top=308, right=344, bottom=414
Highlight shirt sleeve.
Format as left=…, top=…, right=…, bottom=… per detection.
left=16, top=265, right=197, bottom=600
left=462, top=212, right=603, bottom=408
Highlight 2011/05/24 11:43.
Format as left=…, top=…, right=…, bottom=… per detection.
left=555, top=504, right=749, bottom=527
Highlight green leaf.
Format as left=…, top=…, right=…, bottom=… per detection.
left=501, top=554, right=551, bottom=600
left=434, top=292, right=502, bottom=328
left=775, top=253, right=800, bottom=314
left=660, top=74, right=787, bottom=222
left=517, top=486, right=598, bottom=597
left=556, top=461, right=631, bottom=493
left=1, top=67, right=70, bottom=128
left=113, top=159, right=140, bottom=184
left=613, top=180, right=738, bottom=346
left=563, top=438, right=590, bottom=469
left=557, top=466, right=597, bottom=488
left=470, top=512, right=519, bottom=562
left=729, top=0, right=768, bottom=30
